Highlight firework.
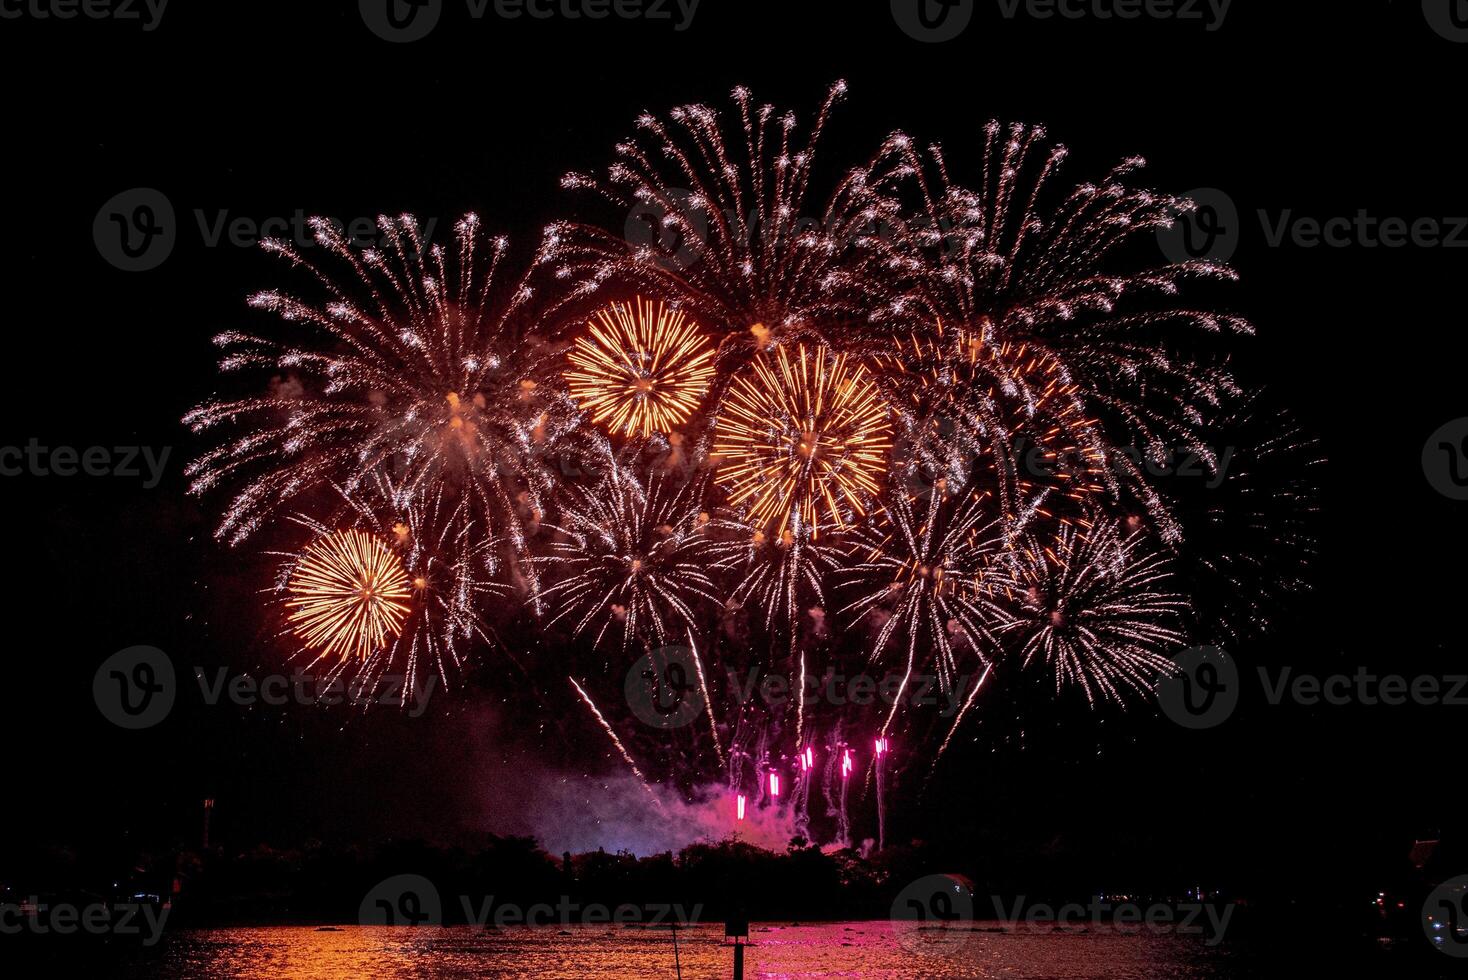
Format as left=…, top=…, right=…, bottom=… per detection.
left=713, top=343, right=892, bottom=538
left=184, top=214, right=580, bottom=551
left=1170, top=393, right=1322, bottom=644
left=181, top=88, right=1315, bottom=852
left=280, top=476, right=507, bottom=700
left=569, top=675, right=662, bottom=807
left=879, top=320, right=1107, bottom=521
left=285, top=528, right=412, bottom=664
left=535, top=464, right=720, bottom=649
left=856, top=123, right=1249, bottom=536
left=552, top=82, right=899, bottom=376
left=1001, top=519, right=1187, bottom=705
left=711, top=511, right=841, bottom=640
left=565, top=297, right=716, bottom=437
left=837, top=484, right=1014, bottom=736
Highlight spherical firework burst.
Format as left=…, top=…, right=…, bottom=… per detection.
left=565, top=297, right=716, bottom=437
left=879, top=319, right=1107, bottom=521
left=837, top=484, right=1013, bottom=695
left=286, top=528, right=412, bottom=664
left=1001, top=520, right=1186, bottom=706
left=280, top=478, right=508, bottom=702
left=1169, top=392, right=1322, bottom=645
left=856, top=123, right=1249, bottom=537
left=535, top=464, right=720, bottom=649
left=551, top=82, right=899, bottom=376
left=713, top=343, right=892, bottom=538
left=183, top=214, right=580, bottom=550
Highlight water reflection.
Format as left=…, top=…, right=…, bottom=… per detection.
left=119, top=922, right=1248, bottom=979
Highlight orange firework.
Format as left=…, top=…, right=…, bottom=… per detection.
left=285, top=528, right=413, bottom=663
left=881, top=318, right=1107, bottom=511
left=565, top=297, right=716, bottom=437
left=713, top=343, right=892, bottom=537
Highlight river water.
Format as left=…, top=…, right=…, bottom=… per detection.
left=107, top=921, right=1277, bottom=978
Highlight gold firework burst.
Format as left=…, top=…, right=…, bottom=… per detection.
left=565, top=297, right=716, bottom=437
left=285, top=528, right=413, bottom=663
left=713, top=343, right=892, bottom=537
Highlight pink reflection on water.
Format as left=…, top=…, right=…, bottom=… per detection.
left=136, top=922, right=1236, bottom=979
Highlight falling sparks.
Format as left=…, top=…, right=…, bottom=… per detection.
left=565, top=297, right=716, bottom=437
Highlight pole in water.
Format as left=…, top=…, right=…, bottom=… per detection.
left=726, top=910, right=749, bottom=979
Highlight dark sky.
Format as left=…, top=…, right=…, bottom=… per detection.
left=3, top=1, right=1465, bottom=890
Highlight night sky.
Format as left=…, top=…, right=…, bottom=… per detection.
left=4, top=1, right=1465, bottom=898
